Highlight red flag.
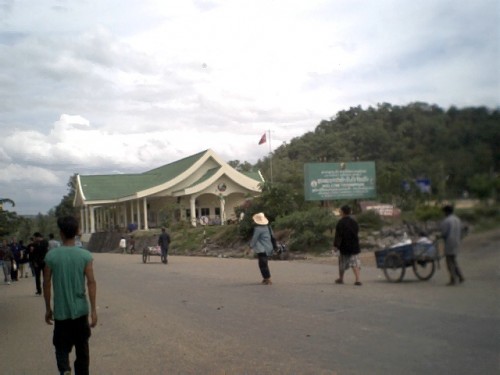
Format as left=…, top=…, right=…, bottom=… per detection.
left=258, top=133, right=266, bottom=145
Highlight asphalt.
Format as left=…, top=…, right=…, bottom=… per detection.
left=1, top=229, right=499, bottom=375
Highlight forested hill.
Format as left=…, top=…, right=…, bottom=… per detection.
left=255, top=103, right=500, bottom=202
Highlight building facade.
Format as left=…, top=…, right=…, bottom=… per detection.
left=73, top=149, right=263, bottom=234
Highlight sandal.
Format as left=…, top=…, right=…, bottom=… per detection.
left=354, top=281, right=362, bottom=286
left=335, top=279, right=344, bottom=284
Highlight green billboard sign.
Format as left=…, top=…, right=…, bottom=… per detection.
left=304, top=161, right=376, bottom=200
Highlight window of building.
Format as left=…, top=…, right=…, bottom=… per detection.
left=201, top=208, right=210, bottom=216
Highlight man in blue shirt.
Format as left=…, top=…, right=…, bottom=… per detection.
left=44, top=216, right=97, bottom=375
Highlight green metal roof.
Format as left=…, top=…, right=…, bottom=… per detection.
left=79, top=174, right=155, bottom=201
left=241, top=170, right=263, bottom=182
left=79, top=149, right=263, bottom=202
left=183, top=167, right=221, bottom=191
left=143, top=149, right=208, bottom=177
left=80, top=150, right=208, bottom=201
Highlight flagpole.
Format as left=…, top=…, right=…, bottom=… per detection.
left=268, top=129, right=273, bottom=183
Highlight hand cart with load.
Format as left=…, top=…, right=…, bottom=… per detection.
left=374, top=240, right=441, bottom=282
left=142, top=245, right=167, bottom=264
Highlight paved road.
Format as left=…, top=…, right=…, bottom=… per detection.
left=1, top=229, right=499, bottom=375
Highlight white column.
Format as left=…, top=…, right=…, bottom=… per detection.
left=85, top=206, right=90, bottom=234
left=143, top=197, right=149, bottom=230
left=97, top=208, right=102, bottom=231
left=120, top=203, right=127, bottom=228
left=123, top=203, right=128, bottom=230
left=80, top=207, right=86, bottom=233
left=105, top=209, right=110, bottom=231
left=219, top=195, right=226, bottom=226
left=190, top=196, right=197, bottom=227
left=89, top=206, right=96, bottom=233
left=131, top=201, right=135, bottom=226
left=136, top=199, right=142, bottom=229
left=110, top=207, right=114, bottom=230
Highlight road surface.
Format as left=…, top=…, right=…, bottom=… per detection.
left=1, top=229, right=499, bottom=374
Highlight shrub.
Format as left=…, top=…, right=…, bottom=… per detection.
left=474, top=205, right=500, bottom=218
left=414, top=205, right=443, bottom=222
left=274, top=207, right=336, bottom=252
left=356, top=210, right=384, bottom=230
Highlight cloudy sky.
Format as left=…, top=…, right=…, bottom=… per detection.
left=0, top=0, right=498, bottom=215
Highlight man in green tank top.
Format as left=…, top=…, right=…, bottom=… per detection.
left=43, top=216, right=97, bottom=375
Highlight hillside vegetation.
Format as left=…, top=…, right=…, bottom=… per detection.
left=253, top=103, right=499, bottom=205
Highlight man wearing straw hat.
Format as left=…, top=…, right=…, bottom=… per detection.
left=250, top=212, right=274, bottom=285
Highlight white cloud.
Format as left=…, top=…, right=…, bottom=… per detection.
left=0, top=163, right=60, bottom=185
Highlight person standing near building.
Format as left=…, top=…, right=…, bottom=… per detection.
left=158, top=228, right=171, bottom=264
left=43, top=215, right=97, bottom=375
left=32, top=232, right=49, bottom=295
left=249, top=212, right=274, bottom=285
left=333, top=205, right=362, bottom=286
left=119, top=236, right=126, bottom=254
left=1, top=239, right=14, bottom=285
left=441, top=205, right=465, bottom=285
left=129, top=235, right=136, bottom=254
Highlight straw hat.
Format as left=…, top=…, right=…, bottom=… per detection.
left=252, top=212, right=269, bottom=225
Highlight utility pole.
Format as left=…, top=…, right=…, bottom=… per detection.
left=268, top=130, right=273, bottom=183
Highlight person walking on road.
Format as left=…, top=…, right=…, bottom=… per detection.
left=129, top=235, right=136, bottom=254
left=1, top=239, right=14, bottom=285
left=441, top=205, right=465, bottom=285
left=249, top=212, right=274, bottom=285
left=48, top=233, right=61, bottom=250
left=9, top=237, right=21, bottom=281
left=43, top=216, right=97, bottom=375
left=32, top=232, right=49, bottom=295
left=333, top=205, right=362, bottom=286
left=119, top=236, right=127, bottom=254
left=18, top=239, right=29, bottom=278
left=158, top=228, right=171, bottom=264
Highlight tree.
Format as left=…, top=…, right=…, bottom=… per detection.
left=237, top=181, right=301, bottom=238
left=256, top=103, right=499, bottom=207
left=55, top=174, right=78, bottom=218
left=467, top=174, right=498, bottom=202
left=228, top=160, right=254, bottom=172
left=0, top=198, right=15, bottom=208
left=0, top=210, right=21, bottom=238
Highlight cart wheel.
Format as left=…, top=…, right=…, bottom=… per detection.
left=383, top=252, right=405, bottom=282
left=412, top=259, right=436, bottom=281
left=142, top=249, right=148, bottom=263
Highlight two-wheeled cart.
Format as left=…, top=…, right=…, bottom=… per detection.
left=142, top=245, right=167, bottom=264
left=375, top=242, right=440, bottom=282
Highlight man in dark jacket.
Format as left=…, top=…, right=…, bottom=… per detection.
left=32, top=232, right=49, bottom=295
left=333, top=205, right=362, bottom=286
left=158, top=228, right=171, bottom=264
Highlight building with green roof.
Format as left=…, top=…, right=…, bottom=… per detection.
left=74, top=149, right=264, bottom=233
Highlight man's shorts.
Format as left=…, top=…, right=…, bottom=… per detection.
left=339, top=254, right=361, bottom=272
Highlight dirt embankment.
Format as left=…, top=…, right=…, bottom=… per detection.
left=87, top=231, right=159, bottom=253
left=85, top=222, right=496, bottom=261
